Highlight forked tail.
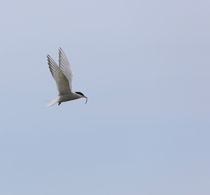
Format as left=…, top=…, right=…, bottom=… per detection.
left=48, top=98, right=58, bottom=107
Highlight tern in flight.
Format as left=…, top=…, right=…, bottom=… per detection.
left=47, top=48, right=88, bottom=106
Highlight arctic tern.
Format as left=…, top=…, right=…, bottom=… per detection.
left=47, top=48, right=88, bottom=106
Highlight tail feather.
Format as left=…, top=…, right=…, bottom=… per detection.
left=48, top=98, right=58, bottom=107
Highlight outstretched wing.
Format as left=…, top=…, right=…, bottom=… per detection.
left=47, top=55, right=71, bottom=95
left=59, top=48, right=73, bottom=91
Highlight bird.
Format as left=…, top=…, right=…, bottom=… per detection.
left=47, top=48, right=88, bottom=106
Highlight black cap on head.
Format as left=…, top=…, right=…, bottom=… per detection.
left=75, top=92, right=85, bottom=96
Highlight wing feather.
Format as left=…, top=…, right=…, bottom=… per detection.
left=59, top=48, right=73, bottom=91
left=47, top=55, right=71, bottom=95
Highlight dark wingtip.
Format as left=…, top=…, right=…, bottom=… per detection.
left=47, top=54, right=51, bottom=59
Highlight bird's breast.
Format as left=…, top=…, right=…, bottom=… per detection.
left=60, top=93, right=80, bottom=102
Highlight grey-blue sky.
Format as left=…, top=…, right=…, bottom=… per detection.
left=0, top=0, right=210, bottom=195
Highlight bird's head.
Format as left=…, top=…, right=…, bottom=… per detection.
left=75, top=92, right=88, bottom=104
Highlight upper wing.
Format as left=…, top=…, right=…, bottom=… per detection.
left=47, top=55, right=72, bottom=95
left=59, top=48, right=73, bottom=91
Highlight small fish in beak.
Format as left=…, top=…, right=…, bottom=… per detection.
left=83, top=96, right=88, bottom=104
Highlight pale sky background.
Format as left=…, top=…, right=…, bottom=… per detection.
left=0, top=0, right=210, bottom=195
